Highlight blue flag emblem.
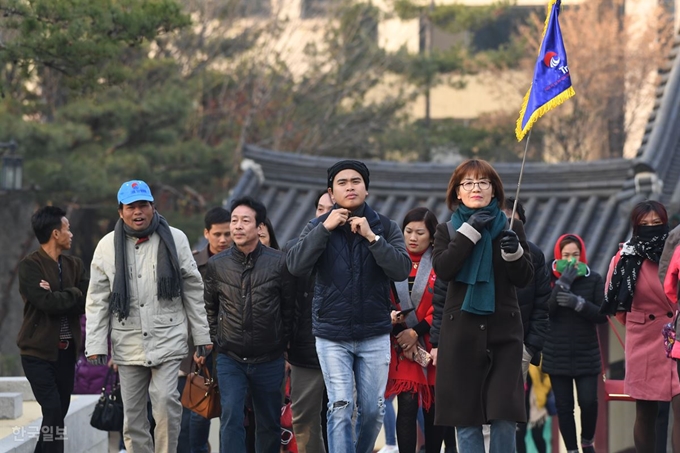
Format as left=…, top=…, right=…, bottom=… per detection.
left=516, top=0, right=575, bottom=141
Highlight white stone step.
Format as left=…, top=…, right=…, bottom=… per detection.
left=0, top=394, right=22, bottom=420
left=0, top=395, right=106, bottom=453
left=0, top=379, right=34, bottom=402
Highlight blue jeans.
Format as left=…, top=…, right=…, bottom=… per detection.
left=316, top=334, right=391, bottom=453
left=216, top=353, right=284, bottom=453
left=457, top=421, right=516, bottom=453
left=383, top=395, right=396, bottom=446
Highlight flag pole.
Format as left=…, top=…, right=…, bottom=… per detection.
left=509, top=129, right=532, bottom=230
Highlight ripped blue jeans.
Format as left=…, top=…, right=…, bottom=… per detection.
left=316, top=334, right=391, bottom=453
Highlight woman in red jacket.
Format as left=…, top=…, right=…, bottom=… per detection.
left=386, top=207, right=443, bottom=453
left=604, top=200, right=680, bottom=452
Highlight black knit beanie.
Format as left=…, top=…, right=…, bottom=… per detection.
left=327, top=160, right=370, bottom=189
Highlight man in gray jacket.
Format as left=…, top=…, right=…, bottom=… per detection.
left=86, top=180, right=212, bottom=453
left=286, top=160, right=411, bottom=453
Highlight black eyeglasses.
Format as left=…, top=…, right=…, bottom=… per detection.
left=458, top=180, right=491, bottom=192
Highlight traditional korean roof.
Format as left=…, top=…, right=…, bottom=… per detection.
left=228, top=32, right=680, bottom=278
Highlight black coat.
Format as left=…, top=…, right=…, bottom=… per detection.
left=284, top=238, right=320, bottom=369
left=432, top=220, right=533, bottom=426
left=204, top=242, right=296, bottom=363
left=542, top=270, right=607, bottom=376
left=432, top=241, right=550, bottom=359
left=518, top=241, right=551, bottom=364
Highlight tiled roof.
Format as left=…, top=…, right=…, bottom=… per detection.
left=233, top=145, right=637, bottom=277
left=230, top=31, right=680, bottom=279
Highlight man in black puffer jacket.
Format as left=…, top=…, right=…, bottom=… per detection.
left=204, top=196, right=296, bottom=453
left=284, top=190, right=334, bottom=453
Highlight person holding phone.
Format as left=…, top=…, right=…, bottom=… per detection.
left=384, top=207, right=444, bottom=453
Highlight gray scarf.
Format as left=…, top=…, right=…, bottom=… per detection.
left=110, top=211, right=182, bottom=321
left=393, top=248, right=433, bottom=330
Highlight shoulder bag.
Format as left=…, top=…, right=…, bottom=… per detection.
left=181, top=360, right=221, bottom=419
left=90, top=368, right=124, bottom=431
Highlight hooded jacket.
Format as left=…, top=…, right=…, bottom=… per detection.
left=542, top=234, right=607, bottom=376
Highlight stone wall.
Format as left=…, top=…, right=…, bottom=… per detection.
left=0, top=193, right=39, bottom=376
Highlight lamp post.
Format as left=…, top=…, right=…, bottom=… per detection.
left=0, top=139, right=22, bottom=191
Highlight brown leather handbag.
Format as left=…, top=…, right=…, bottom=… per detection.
left=181, top=362, right=221, bottom=419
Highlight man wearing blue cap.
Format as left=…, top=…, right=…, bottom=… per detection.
left=85, top=180, right=212, bottom=453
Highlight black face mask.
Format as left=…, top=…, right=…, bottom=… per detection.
left=636, top=224, right=669, bottom=242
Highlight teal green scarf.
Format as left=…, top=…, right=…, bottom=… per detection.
left=451, top=199, right=507, bottom=315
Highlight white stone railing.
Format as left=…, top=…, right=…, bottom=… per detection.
left=0, top=377, right=107, bottom=453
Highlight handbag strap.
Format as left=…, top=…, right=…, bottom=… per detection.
left=101, top=367, right=118, bottom=394
left=191, top=351, right=217, bottom=383
left=607, top=316, right=625, bottom=349
left=598, top=316, right=625, bottom=381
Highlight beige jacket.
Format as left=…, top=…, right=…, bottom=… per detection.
left=85, top=227, right=211, bottom=366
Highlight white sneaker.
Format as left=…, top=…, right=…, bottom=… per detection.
left=377, top=446, right=399, bottom=453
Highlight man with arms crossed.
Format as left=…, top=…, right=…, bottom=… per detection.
left=18, top=206, right=88, bottom=453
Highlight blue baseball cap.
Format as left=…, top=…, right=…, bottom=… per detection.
left=117, top=180, right=154, bottom=205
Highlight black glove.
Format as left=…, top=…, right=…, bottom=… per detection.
left=467, top=211, right=496, bottom=233
left=556, top=262, right=579, bottom=291
left=556, top=291, right=585, bottom=311
left=499, top=230, right=519, bottom=254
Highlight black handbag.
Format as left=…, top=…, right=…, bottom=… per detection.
left=90, top=368, right=124, bottom=431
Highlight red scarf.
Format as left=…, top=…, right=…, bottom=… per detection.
left=385, top=250, right=437, bottom=410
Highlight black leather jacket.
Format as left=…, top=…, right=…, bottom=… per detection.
left=204, top=242, right=296, bottom=363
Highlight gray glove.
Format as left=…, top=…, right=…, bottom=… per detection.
left=196, top=345, right=211, bottom=358
left=556, top=291, right=585, bottom=312
left=467, top=211, right=496, bottom=233
left=87, top=355, right=108, bottom=366
left=556, top=262, right=579, bottom=292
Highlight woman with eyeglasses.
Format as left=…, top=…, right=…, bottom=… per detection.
left=542, top=234, right=606, bottom=453
left=431, top=159, right=533, bottom=453
left=604, top=201, right=680, bottom=452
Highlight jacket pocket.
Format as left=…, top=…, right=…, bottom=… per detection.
left=112, top=316, right=141, bottom=331
left=627, top=310, right=646, bottom=325
left=153, top=312, right=185, bottom=327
